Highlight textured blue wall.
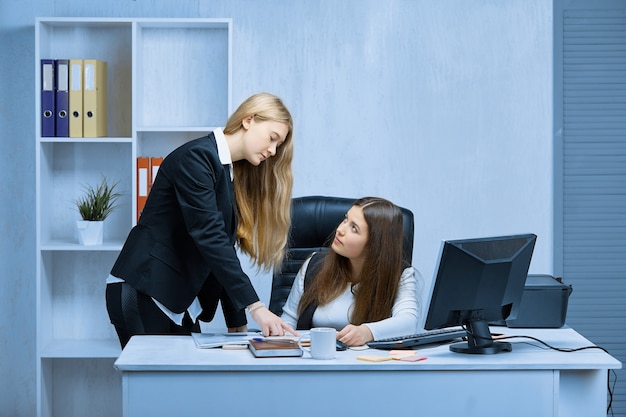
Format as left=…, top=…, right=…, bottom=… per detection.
left=0, top=1, right=552, bottom=415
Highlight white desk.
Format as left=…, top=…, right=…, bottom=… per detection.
left=114, top=328, right=621, bottom=417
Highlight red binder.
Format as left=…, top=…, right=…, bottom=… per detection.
left=136, top=157, right=149, bottom=221
left=150, top=157, right=163, bottom=192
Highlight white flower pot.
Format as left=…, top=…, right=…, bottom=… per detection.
left=76, top=220, right=104, bottom=245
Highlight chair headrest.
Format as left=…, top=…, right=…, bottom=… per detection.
left=288, top=196, right=414, bottom=264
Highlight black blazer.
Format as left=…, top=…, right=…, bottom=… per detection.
left=110, top=133, right=258, bottom=327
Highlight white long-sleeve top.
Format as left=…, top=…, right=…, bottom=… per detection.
left=281, top=256, right=421, bottom=341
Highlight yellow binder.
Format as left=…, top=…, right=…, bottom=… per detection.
left=83, top=59, right=107, bottom=137
left=69, top=59, right=83, bottom=137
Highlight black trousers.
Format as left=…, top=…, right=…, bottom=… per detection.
left=106, top=282, right=200, bottom=349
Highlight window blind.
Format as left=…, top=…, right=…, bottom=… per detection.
left=559, top=4, right=626, bottom=415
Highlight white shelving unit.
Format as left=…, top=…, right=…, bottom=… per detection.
left=35, top=17, right=232, bottom=417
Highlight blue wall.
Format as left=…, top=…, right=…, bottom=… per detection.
left=0, top=1, right=552, bottom=415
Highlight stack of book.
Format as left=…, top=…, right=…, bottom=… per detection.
left=247, top=338, right=303, bottom=358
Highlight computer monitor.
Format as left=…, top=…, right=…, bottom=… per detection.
left=424, top=233, right=537, bottom=354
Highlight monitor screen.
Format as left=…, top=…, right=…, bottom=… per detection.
left=424, top=233, right=537, bottom=354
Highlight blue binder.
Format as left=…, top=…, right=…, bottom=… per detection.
left=55, top=59, right=69, bottom=137
left=40, top=59, right=55, bottom=137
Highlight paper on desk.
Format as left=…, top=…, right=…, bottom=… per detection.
left=357, top=355, right=394, bottom=362
left=389, top=350, right=417, bottom=357
left=389, top=349, right=427, bottom=362
left=191, top=332, right=254, bottom=349
left=357, top=350, right=428, bottom=363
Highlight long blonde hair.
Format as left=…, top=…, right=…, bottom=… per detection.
left=224, top=93, right=294, bottom=270
left=297, top=197, right=405, bottom=324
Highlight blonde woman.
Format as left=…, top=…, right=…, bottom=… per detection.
left=107, top=93, right=297, bottom=348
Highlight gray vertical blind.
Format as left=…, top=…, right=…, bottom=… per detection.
left=559, top=5, right=626, bottom=415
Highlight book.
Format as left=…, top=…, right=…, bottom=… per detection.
left=248, top=338, right=303, bottom=358
left=191, top=332, right=252, bottom=349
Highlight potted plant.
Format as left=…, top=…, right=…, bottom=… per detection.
left=75, top=176, right=122, bottom=245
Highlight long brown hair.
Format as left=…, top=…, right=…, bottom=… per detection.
left=298, top=197, right=405, bottom=324
left=224, top=93, right=294, bottom=270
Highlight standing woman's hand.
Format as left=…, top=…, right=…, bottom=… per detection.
left=247, top=302, right=299, bottom=337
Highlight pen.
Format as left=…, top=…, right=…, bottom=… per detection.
left=252, top=338, right=297, bottom=345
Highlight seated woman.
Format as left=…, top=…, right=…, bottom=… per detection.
left=281, top=197, right=421, bottom=347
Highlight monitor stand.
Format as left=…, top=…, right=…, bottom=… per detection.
left=449, top=319, right=512, bottom=354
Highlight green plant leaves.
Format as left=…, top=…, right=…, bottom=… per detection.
left=75, top=176, right=123, bottom=221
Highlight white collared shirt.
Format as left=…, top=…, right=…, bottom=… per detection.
left=107, top=128, right=233, bottom=326
left=281, top=256, right=421, bottom=341
left=214, top=127, right=233, bottom=171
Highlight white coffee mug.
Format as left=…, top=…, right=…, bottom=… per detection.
left=298, top=327, right=337, bottom=360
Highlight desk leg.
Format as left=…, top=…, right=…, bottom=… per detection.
left=559, top=369, right=607, bottom=416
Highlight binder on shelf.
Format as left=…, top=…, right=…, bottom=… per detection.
left=54, top=59, right=69, bottom=137
left=41, top=59, right=55, bottom=137
left=83, top=59, right=107, bottom=137
left=69, top=59, right=83, bottom=137
left=150, top=157, right=163, bottom=190
left=137, top=157, right=150, bottom=221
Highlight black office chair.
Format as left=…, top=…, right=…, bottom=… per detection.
left=268, top=196, right=415, bottom=316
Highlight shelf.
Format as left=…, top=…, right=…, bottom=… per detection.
left=39, top=137, right=133, bottom=143
left=35, top=17, right=232, bottom=417
left=136, top=126, right=218, bottom=132
left=40, top=339, right=121, bottom=359
left=40, top=240, right=124, bottom=251
left=36, top=17, right=133, bottom=25
left=135, top=20, right=231, bottom=129
left=36, top=19, right=133, bottom=139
